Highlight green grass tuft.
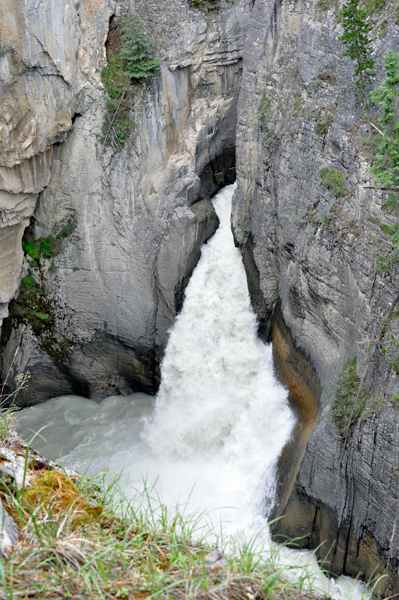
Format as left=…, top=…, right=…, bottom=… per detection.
left=332, top=357, right=365, bottom=436
left=20, top=276, right=37, bottom=291
left=320, top=168, right=346, bottom=198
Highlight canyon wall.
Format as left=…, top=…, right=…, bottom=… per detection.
left=0, top=0, right=245, bottom=403
left=2, top=0, right=399, bottom=592
left=231, top=0, right=399, bottom=593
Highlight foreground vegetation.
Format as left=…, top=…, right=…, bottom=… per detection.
left=0, top=456, right=324, bottom=599
left=0, top=400, right=374, bottom=600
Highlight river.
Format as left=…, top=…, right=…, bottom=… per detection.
left=17, top=184, right=368, bottom=600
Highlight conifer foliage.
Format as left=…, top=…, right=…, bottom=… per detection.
left=339, top=0, right=375, bottom=101
left=369, top=50, right=399, bottom=188
left=101, top=12, right=161, bottom=150
left=120, top=13, right=162, bottom=84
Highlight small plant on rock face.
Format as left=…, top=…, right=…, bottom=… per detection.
left=316, top=69, right=337, bottom=84
left=390, top=393, right=399, bottom=406
left=189, top=0, right=220, bottom=11
left=316, top=110, right=334, bottom=136
left=293, top=213, right=307, bottom=225
left=22, top=237, right=56, bottom=261
left=252, top=91, right=278, bottom=149
left=321, top=211, right=332, bottom=227
left=391, top=353, right=399, bottom=373
left=320, top=168, right=346, bottom=198
left=332, top=357, right=365, bottom=436
left=375, top=250, right=399, bottom=275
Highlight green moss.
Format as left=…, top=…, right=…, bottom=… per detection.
left=22, top=237, right=56, bottom=261
left=320, top=168, right=346, bottom=198
left=101, top=53, right=128, bottom=99
left=40, top=236, right=55, bottom=259
left=22, top=239, right=41, bottom=260
left=30, top=310, right=50, bottom=321
left=332, top=357, right=365, bottom=436
left=20, top=276, right=37, bottom=291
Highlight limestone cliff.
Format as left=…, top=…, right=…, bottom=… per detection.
left=231, top=0, right=399, bottom=593
left=2, top=0, right=399, bottom=592
left=0, top=0, right=244, bottom=402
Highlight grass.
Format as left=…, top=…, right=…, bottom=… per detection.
left=364, top=0, right=386, bottom=15
left=375, top=249, right=399, bottom=276
left=320, top=168, right=346, bottom=198
left=315, top=70, right=337, bottom=84
left=56, top=219, right=76, bottom=240
left=332, top=357, right=366, bottom=436
left=315, top=111, right=334, bottom=136
left=253, top=91, right=278, bottom=149
left=321, top=212, right=332, bottom=228
left=0, top=456, right=333, bottom=600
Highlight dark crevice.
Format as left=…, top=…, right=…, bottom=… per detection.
left=105, top=15, right=122, bottom=58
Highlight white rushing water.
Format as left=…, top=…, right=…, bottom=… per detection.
left=18, top=184, right=368, bottom=599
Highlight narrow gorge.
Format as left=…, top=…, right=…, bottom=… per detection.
left=1, top=0, right=399, bottom=596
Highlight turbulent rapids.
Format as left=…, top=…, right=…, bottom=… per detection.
left=18, top=185, right=368, bottom=599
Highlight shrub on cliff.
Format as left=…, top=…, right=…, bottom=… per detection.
left=101, top=12, right=161, bottom=150
left=332, top=357, right=366, bottom=436
left=369, top=51, right=399, bottom=189
left=120, top=13, right=161, bottom=84
left=339, top=0, right=375, bottom=102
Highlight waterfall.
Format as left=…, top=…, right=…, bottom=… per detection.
left=17, top=184, right=369, bottom=599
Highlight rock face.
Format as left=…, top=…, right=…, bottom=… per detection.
left=231, top=0, right=399, bottom=593
left=0, top=0, right=111, bottom=323
left=0, top=0, right=245, bottom=402
left=3, top=0, right=399, bottom=591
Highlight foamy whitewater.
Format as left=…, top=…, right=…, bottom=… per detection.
left=18, top=185, right=368, bottom=599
